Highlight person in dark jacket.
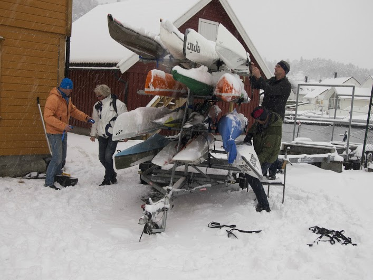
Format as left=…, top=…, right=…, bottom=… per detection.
left=250, top=60, right=291, bottom=178
left=244, top=106, right=283, bottom=212
left=250, top=60, right=291, bottom=120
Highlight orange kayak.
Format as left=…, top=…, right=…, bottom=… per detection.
left=144, top=69, right=187, bottom=98
left=214, top=73, right=249, bottom=103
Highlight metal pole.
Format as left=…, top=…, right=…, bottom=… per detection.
left=296, top=83, right=356, bottom=148
left=361, top=85, right=373, bottom=168
left=37, top=97, right=52, bottom=155
left=331, top=95, right=338, bottom=141
left=345, top=86, right=355, bottom=158
left=292, top=84, right=300, bottom=140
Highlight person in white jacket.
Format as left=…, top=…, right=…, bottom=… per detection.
left=90, top=84, right=128, bottom=185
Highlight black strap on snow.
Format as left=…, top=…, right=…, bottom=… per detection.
left=208, top=222, right=236, bottom=229
left=208, top=222, right=262, bottom=239
left=307, top=226, right=357, bottom=247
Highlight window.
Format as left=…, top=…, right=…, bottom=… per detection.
left=198, top=19, right=218, bottom=41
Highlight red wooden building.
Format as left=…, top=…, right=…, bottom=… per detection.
left=69, top=0, right=271, bottom=132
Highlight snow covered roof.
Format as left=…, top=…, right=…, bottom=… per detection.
left=70, top=0, right=271, bottom=77
left=302, top=86, right=330, bottom=99
left=320, top=77, right=359, bottom=86
left=299, top=76, right=363, bottom=99
left=335, top=87, right=372, bottom=99
left=70, top=0, right=204, bottom=64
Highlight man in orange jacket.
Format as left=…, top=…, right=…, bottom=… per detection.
left=44, top=78, right=92, bottom=190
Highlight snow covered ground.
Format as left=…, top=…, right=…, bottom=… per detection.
left=1, top=133, right=373, bottom=280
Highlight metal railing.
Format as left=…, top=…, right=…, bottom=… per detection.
left=293, top=83, right=356, bottom=158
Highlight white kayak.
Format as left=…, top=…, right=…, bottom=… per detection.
left=151, top=141, right=179, bottom=167
left=172, top=132, right=215, bottom=164
left=159, top=19, right=185, bottom=60
left=215, top=24, right=250, bottom=72
left=112, top=107, right=171, bottom=140
left=234, top=143, right=263, bottom=179
left=183, top=28, right=220, bottom=69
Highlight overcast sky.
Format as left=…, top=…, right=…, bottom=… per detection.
left=98, top=0, right=373, bottom=69
left=229, top=0, right=373, bottom=69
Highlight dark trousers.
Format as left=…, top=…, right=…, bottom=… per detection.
left=98, top=136, right=118, bottom=181
left=262, top=159, right=281, bottom=177
left=246, top=175, right=270, bottom=208
left=245, top=163, right=271, bottom=208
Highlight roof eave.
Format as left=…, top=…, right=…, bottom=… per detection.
left=116, top=0, right=212, bottom=73
left=219, top=0, right=272, bottom=79
left=173, top=0, right=212, bottom=27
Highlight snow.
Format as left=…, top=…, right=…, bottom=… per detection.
left=70, top=0, right=202, bottom=63
left=1, top=132, right=373, bottom=279
left=173, top=65, right=214, bottom=86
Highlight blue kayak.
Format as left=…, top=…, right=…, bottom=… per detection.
left=114, top=134, right=170, bottom=169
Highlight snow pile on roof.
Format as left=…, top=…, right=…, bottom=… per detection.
left=320, top=77, right=356, bottom=85
left=300, top=86, right=330, bottom=99
left=335, top=87, right=372, bottom=99
left=70, top=0, right=202, bottom=63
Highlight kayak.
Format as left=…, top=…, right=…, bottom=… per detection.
left=144, top=69, right=187, bottom=98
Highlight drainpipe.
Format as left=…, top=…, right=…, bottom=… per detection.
left=64, top=36, right=71, bottom=78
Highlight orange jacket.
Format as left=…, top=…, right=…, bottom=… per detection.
left=44, top=87, right=89, bottom=134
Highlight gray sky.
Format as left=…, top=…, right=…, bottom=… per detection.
left=229, top=0, right=373, bottom=69
left=98, top=0, right=373, bottom=69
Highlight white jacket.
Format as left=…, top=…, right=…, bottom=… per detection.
left=90, top=95, right=127, bottom=138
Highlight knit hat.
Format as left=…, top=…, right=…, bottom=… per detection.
left=60, top=78, right=73, bottom=89
left=251, top=106, right=268, bottom=121
left=277, top=60, right=290, bottom=74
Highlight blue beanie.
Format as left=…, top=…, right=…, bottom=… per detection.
left=60, top=78, right=73, bottom=89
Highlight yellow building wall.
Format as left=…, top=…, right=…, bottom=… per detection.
left=0, top=0, right=72, bottom=175
left=0, top=0, right=72, bottom=176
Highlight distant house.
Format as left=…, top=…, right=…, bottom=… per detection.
left=0, top=0, right=73, bottom=176
left=68, top=0, right=271, bottom=129
left=297, top=77, right=362, bottom=113
left=361, top=75, right=373, bottom=89
left=334, top=87, right=372, bottom=118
